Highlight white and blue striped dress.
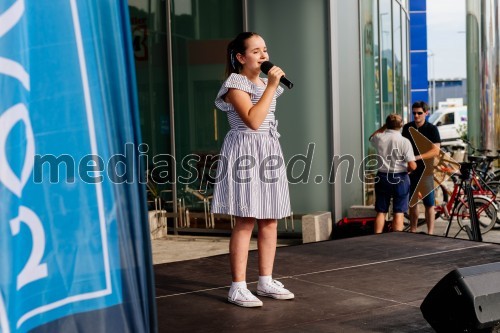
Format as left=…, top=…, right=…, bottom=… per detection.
left=211, top=73, right=291, bottom=219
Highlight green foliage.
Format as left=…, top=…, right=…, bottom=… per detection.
left=457, top=123, right=468, bottom=140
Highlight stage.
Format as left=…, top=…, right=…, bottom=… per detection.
left=154, top=232, right=500, bottom=332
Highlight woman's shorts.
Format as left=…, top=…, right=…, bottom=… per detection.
left=375, top=172, right=410, bottom=213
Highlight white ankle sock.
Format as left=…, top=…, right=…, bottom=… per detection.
left=258, top=275, right=272, bottom=285
left=229, top=281, right=247, bottom=295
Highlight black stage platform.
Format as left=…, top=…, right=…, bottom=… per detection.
left=154, top=232, right=500, bottom=332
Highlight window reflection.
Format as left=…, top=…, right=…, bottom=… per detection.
left=361, top=0, right=381, bottom=205
left=361, top=0, right=409, bottom=205
left=402, top=13, right=409, bottom=123
left=393, top=4, right=402, bottom=116
left=380, top=0, right=393, bottom=119
left=129, top=0, right=170, bottom=159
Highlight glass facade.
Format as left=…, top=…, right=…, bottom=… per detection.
left=360, top=0, right=410, bottom=205
left=171, top=0, right=241, bottom=168
left=380, top=0, right=394, bottom=119
left=170, top=0, right=242, bottom=230
left=129, top=1, right=171, bottom=162
left=127, top=0, right=413, bottom=233
left=128, top=0, right=243, bottom=232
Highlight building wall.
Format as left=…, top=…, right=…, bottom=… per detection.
left=247, top=0, right=365, bottom=220
left=434, top=79, right=467, bottom=105
left=335, top=0, right=364, bottom=216
left=248, top=0, right=409, bottom=218
left=247, top=0, right=333, bottom=216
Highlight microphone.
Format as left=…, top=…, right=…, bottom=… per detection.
left=260, top=61, right=294, bottom=89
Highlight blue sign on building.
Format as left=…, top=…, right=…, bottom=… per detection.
left=410, top=0, right=429, bottom=105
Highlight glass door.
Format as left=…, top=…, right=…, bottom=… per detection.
left=128, top=0, right=243, bottom=233
left=129, top=0, right=175, bottom=233
left=171, top=0, right=243, bottom=229
left=129, top=1, right=171, bottom=162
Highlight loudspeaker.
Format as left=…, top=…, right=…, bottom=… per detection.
left=420, top=262, right=500, bottom=332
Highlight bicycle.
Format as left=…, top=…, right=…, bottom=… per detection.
left=403, top=155, right=498, bottom=235
left=462, top=140, right=500, bottom=221
left=462, top=139, right=500, bottom=182
left=443, top=161, right=498, bottom=240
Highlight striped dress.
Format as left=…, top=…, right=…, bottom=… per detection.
left=210, top=73, right=291, bottom=219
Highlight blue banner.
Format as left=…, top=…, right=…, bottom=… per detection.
left=1, top=1, right=155, bottom=332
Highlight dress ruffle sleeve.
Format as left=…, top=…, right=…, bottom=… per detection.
left=215, top=73, right=254, bottom=111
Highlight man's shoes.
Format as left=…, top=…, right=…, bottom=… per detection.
left=257, top=279, right=295, bottom=300
left=228, top=287, right=263, bottom=307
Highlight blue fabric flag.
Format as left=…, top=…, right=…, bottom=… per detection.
left=0, top=0, right=156, bottom=332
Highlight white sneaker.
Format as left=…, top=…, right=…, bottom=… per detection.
left=228, top=287, right=263, bottom=307
left=257, top=279, right=295, bottom=300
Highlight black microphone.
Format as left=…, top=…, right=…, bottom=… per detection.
left=260, top=61, right=294, bottom=89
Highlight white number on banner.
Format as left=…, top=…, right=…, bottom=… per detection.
left=0, top=103, right=35, bottom=198
left=10, top=206, right=48, bottom=290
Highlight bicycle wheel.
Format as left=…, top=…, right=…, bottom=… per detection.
left=484, top=181, right=499, bottom=201
left=456, top=196, right=497, bottom=234
left=484, top=181, right=500, bottom=222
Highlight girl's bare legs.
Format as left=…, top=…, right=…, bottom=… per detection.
left=230, top=217, right=255, bottom=282
left=257, top=219, right=277, bottom=276
left=255, top=219, right=294, bottom=300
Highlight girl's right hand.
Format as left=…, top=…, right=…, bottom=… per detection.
left=266, top=65, right=285, bottom=88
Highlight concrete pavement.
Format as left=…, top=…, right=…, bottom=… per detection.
left=151, top=235, right=301, bottom=265
left=151, top=235, right=255, bottom=265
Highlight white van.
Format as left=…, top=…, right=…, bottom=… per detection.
left=428, top=106, right=467, bottom=147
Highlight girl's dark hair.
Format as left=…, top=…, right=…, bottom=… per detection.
left=225, top=32, right=260, bottom=78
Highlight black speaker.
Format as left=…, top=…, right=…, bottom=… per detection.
left=420, top=262, right=500, bottom=332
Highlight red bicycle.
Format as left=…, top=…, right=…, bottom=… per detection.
left=404, top=156, right=498, bottom=236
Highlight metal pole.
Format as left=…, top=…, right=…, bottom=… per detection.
left=464, top=181, right=482, bottom=241
left=428, top=51, right=436, bottom=110
left=166, top=0, right=178, bottom=234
